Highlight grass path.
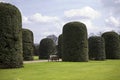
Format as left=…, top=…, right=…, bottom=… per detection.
left=0, top=60, right=120, bottom=80
left=24, top=60, right=48, bottom=63
left=23, top=56, right=61, bottom=63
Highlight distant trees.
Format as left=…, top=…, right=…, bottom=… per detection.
left=39, top=38, right=56, bottom=59
left=22, top=29, right=34, bottom=61
left=62, top=22, right=89, bottom=62
left=88, top=36, right=106, bottom=60
left=34, top=43, right=39, bottom=56
left=47, top=35, right=58, bottom=44
left=0, top=3, right=23, bottom=68
left=102, top=31, right=120, bottom=59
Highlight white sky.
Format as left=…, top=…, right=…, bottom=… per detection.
left=0, top=0, right=120, bottom=43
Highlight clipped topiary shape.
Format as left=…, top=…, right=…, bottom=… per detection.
left=119, top=35, right=120, bottom=42
left=22, top=29, right=34, bottom=61
left=88, top=36, right=106, bottom=60
left=39, top=38, right=56, bottom=59
left=0, top=3, right=23, bottom=68
left=62, top=21, right=88, bottom=62
left=102, top=31, right=120, bottom=59
left=57, top=34, right=63, bottom=58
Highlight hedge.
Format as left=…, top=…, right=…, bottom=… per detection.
left=0, top=3, right=23, bottom=68
left=62, top=21, right=88, bottom=62
left=22, top=29, right=34, bottom=61
left=88, top=36, right=106, bottom=60
left=102, top=31, right=120, bottom=59
left=39, top=38, right=56, bottom=59
left=57, top=34, right=63, bottom=58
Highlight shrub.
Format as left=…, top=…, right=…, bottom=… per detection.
left=88, top=36, right=106, bottom=60
left=0, top=3, right=23, bottom=68
left=39, top=38, right=56, bottom=59
left=62, top=21, right=88, bottom=62
left=102, top=31, right=120, bottom=59
left=119, top=35, right=120, bottom=42
left=22, top=29, right=34, bottom=61
left=57, top=34, right=63, bottom=58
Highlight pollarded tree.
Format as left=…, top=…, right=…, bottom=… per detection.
left=39, top=38, right=56, bottom=59
left=0, top=3, right=23, bottom=68
left=57, top=34, right=63, bottom=58
left=88, top=36, right=106, bottom=60
left=62, top=21, right=89, bottom=62
left=102, top=31, right=120, bottom=59
left=22, top=29, right=34, bottom=61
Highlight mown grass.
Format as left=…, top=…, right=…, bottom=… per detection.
left=0, top=60, right=120, bottom=80
left=33, top=56, right=39, bottom=60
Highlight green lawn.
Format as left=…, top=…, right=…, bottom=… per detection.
left=33, top=56, right=39, bottom=60
left=0, top=60, right=120, bottom=80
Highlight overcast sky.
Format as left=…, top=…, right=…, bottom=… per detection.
left=0, top=0, right=120, bottom=43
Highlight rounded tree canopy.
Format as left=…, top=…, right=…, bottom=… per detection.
left=22, top=29, right=34, bottom=43
left=88, top=36, right=106, bottom=60
left=22, top=28, right=34, bottom=61
left=39, top=38, right=56, bottom=59
left=62, top=21, right=88, bottom=62
left=0, top=3, right=23, bottom=68
left=102, top=31, right=120, bottom=59
left=57, top=34, right=63, bottom=58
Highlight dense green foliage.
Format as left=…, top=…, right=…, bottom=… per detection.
left=33, top=44, right=39, bottom=56
left=0, top=60, right=120, bottom=80
left=102, top=31, right=120, bottom=59
left=39, top=38, right=56, bottom=59
left=57, top=34, right=63, bottom=58
left=88, top=36, right=106, bottom=60
left=22, top=29, right=34, bottom=61
left=119, top=35, right=120, bottom=42
left=62, top=22, right=88, bottom=62
left=0, top=3, right=23, bottom=68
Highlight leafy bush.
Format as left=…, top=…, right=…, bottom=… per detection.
left=62, top=22, right=88, bottom=62
left=39, top=38, right=56, bottom=59
left=22, top=29, right=34, bottom=61
left=88, top=36, right=106, bottom=60
left=102, top=31, right=120, bottom=59
left=0, top=3, right=23, bottom=68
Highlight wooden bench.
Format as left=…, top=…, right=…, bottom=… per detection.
left=48, top=55, right=59, bottom=62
